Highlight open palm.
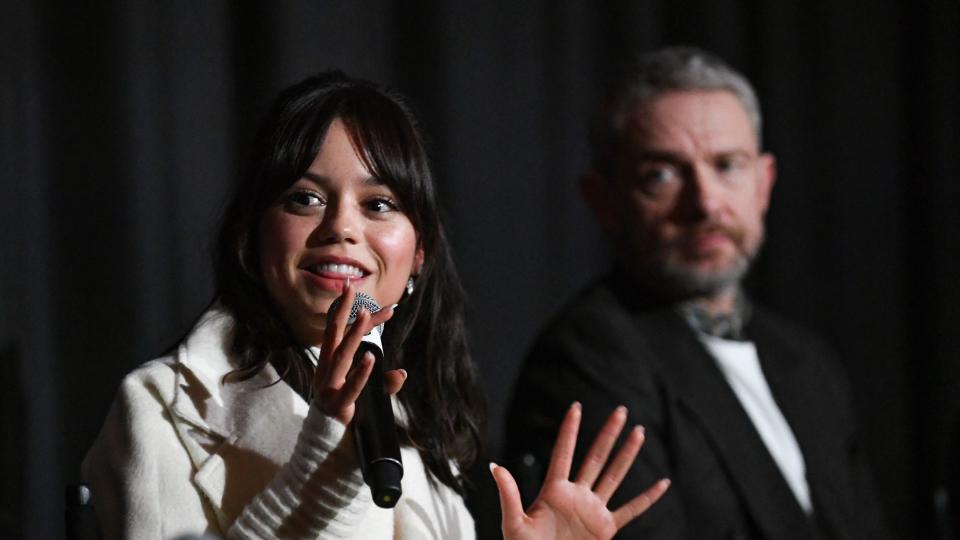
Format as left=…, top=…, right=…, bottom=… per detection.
left=492, top=403, right=670, bottom=540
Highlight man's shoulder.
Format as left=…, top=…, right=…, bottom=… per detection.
left=537, top=278, right=623, bottom=335
left=748, top=303, right=836, bottom=355
left=529, top=277, right=653, bottom=358
left=747, top=304, right=853, bottom=401
left=524, top=276, right=684, bottom=377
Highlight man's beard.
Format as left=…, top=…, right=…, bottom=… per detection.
left=625, top=225, right=762, bottom=301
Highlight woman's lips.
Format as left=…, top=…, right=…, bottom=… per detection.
left=301, top=267, right=370, bottom=293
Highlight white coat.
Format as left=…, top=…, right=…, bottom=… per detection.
left=83, top=308, right=476, bottom=539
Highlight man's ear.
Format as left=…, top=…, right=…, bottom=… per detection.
left=756, top=152, right=777, bottom=215
left=581, top=171, right=618, bottom=234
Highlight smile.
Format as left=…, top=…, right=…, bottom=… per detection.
left=311, top=263, right=366, bottom=278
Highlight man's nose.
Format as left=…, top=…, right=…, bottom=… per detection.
left=677, top=165, right=722, bottom=221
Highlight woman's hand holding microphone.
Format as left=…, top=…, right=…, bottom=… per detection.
left=313, top=283, right=669, bottom=538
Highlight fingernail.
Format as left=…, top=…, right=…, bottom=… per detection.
left=388, top=303, right=399, bottom=312
left=635, top=425, right=645, bottom=436
left=398, top=368, right=408, bottom=379
left=571, top=401, right=582, bottom=411
left=616, top=404, right=627, bottom=415
left=660, top=478, right=671, bottom=488
left=345, top=277, right=351, bottom=288
left=488, top=462, right=498, bottom=474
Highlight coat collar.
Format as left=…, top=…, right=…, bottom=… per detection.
left=749, top=314, right=853, bottom=538
left=166, top=308, right=312, bottom=529
left=169, top=308, right=311, bottom=437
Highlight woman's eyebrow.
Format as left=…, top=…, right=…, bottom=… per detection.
left=301, top=171, right=385, bottom=186
left=362, top=174, right=386, bottom=187
left=300, top=172, right=327, bottom=186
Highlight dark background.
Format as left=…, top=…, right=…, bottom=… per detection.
left=2, top=2, right=958, bottom=539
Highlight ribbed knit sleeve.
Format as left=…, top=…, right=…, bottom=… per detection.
left=229, top=401, right=372, bottom=539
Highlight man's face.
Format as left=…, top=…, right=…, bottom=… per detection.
left=587, top=90, right=775, bottom=298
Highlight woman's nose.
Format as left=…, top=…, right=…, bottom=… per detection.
left=314, top=201, right=360, bottom=244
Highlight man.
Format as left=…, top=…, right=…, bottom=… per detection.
left=505, top=47, right=892, bottom=539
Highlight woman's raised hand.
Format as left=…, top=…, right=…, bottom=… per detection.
left=492, top=403, right=670, bottom=540
left=314, top=283, right=405, bottom=425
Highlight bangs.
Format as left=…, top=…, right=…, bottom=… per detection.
left=248, top=77, right=436, bottom=252
left=336, top=91, right=431, bottom=236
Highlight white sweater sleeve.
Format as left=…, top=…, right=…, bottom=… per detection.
left=229, top=401, right=372, bottom=539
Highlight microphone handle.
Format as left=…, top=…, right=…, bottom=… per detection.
left=352, top=341, right=403, bottom=508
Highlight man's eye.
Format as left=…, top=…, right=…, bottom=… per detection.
left=646, top=168, right=675, bottom=182
left=636, top=166, right=680, bottom=193
left=716, top=155, right=748, bottom=174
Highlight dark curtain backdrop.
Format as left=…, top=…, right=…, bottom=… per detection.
left=2, top=2, right=958, bottom=539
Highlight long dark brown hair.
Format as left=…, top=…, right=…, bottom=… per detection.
left=213, top=71, right=484, bottom=492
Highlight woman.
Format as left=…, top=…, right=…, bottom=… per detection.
left=83, top=71, right=668, bottom=539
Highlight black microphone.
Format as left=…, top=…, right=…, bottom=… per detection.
left=329, top=291, right=403, bottom=508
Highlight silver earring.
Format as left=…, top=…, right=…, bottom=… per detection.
left=405, top=277, right=415, bottom=296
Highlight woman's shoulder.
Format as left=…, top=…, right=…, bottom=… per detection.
left=121, top=356, right=177, bottom=384
left=138, top=307, right=235, bottom=371
left=101, top=359, right=180, bottom=428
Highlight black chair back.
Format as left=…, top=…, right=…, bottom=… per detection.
left=65, top=483, right=99, bottom=540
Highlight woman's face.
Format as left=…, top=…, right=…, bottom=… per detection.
left=259, top=118, right=423, bottom=345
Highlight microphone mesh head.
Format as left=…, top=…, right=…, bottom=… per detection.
left=329, top=291, right=383, bottom=332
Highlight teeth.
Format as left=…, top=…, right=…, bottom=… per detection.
left=315, top=263, right=364, bottom=277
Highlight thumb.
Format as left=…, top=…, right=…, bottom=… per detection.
left=490, top=463, right=525, bottom=535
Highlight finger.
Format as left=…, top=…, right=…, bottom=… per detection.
left=333, top=350, right=375, bottom=412
left=368, top=303, right=396, bottom=328
left=384, top=369, right=407, bottom=395
left=575, top=405, right=627, bottom=487
left=489, top=463, right=525, bottom=534
left=612, top=478, right=671, bottom=530
left=332, top=282, right=357, bottom=329
left=327, top=309, right=371, bottom=385
left=543, top=401, right=582, bottom=482
left=321, top=285, right=356, bottom=369
left=594, top=424, right=644, bottom=503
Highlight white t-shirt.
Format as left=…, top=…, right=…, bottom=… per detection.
left=699, top=334, right=814, bottom=514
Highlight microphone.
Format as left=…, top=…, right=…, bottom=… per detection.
left=329, top=291, right=403, bottom=508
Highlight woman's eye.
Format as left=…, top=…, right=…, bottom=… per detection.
left=366, top=197, right=399, bottom=213
left=285, top=190, right=324, bottom=209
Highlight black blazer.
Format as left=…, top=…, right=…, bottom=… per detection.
left=504, top=275, right=892, bottom=540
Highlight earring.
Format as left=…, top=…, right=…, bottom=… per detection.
left=405, top=276, right=415, bottom=296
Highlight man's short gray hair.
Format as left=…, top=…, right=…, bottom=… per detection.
left=591, top=46, right=763, bottom=171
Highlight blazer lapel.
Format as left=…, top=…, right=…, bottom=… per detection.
left=197, top=364, right=307, bottom=527
left=166, top=309, right=311, bottom=530
left=637, top=311, right=818, bottom=540
left=752, top=317, right=849, bottom=538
